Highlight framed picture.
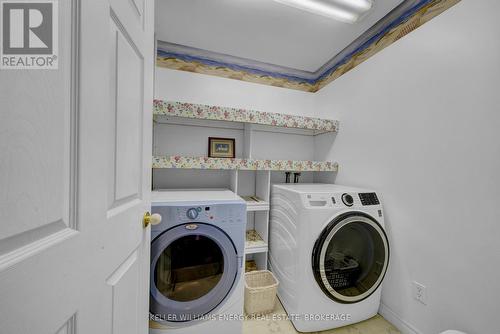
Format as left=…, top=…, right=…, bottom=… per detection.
left=208, top=137, right=235, bottom=158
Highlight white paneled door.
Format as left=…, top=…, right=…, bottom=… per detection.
left=0, top=0, right=154, bottom=333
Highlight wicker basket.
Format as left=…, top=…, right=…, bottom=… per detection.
left=244, top=270, right=279, bottom=315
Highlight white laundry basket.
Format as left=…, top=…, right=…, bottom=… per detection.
left=244, top=270, right=279, bottom=315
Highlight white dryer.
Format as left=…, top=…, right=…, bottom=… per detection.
left=269, top=184, right=389, bottom=332
left=149, top=189, right=246, bottom=334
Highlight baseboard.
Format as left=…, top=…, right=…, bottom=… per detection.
left=379, top=303, right=422, bottom=334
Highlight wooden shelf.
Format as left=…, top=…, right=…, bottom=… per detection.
left=242, top=196, right=270, bottom=212
left=152, top=101, right=339, bottom=271
left=154, top=100, right=339, bottom=134
left=153, top=156, right=339, bottom=172
left=245, top=230, right=268, bottom=254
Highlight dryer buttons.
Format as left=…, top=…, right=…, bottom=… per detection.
left=359, top=193, right=380, bottom=206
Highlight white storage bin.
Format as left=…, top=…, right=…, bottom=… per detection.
left=244, top=270, right=279, bottom=315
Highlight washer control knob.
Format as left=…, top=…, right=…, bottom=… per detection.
left=186, top=208, right=199, bottom=220
left=342, top=193, right=354, bottom=207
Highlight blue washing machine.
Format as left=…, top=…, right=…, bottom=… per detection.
left=149, top=189, right=246, bottom=334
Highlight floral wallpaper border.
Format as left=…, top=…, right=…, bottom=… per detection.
left=153, top=156, right=339, bottom=172
left=153, top=100, right=339, bottom=133
left=156, top=0, right=460, bottom=93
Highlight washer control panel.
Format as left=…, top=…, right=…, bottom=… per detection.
left=150, top=199, right=246, bottom=239
left=161, top=204, right=245, bottom=225
left=179, top=206, right=214, bottom=222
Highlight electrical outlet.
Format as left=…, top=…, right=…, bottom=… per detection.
left=412, top=281, right=427, bottom=305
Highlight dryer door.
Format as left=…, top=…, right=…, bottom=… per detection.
left=312, top=212, right=389, bottom=304
left=150, top=223, right=239, bottom=322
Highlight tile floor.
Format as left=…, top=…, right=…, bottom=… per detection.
left=243, top=301, right=400, bottom=334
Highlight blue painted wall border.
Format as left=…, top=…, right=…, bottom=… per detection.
left=316, top=0, right=432, bottom=82
left=157, top=49, right=317, bottom=84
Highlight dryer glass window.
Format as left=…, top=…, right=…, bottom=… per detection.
left=155, top=235, right=224, bottom=302
left=312, top=214, right=389, bottom=303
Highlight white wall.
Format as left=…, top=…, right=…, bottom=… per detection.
left=155, top=67, right=317, bottom=117
left=316, top=1, right=500, bottom=333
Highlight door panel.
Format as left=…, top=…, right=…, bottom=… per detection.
left=0, top=0, right=154, bottom=332
left=0, top=0, right=77, bottom=267
left=104, top=0, right=153, bottom=332
left=110, top=0, right=145, bottom=49
left=55, top=315, right=76, bottom=334
left=131, top=0, right=145, bottom=22
left=106, top=250, right=140, bottom=334
left=108, top=15, right=144, bottom=209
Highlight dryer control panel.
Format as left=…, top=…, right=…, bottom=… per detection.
left=302, top=192, right=379, bottom=208
left=358, top=192, right=380, bottom=206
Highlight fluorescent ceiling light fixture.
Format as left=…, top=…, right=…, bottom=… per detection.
left=272, top=0, right=373, bottom=23
left=335, top=0, right=373, bottom=11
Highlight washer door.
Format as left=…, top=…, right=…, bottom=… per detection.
left=150, top=223, right=239, bottom=322
left=312, top=212, right=389, bottom=304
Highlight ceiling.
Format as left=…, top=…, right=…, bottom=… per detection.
left=155, top=0, right=405, bottom=73
left=153, top=0, right=461, bottom=92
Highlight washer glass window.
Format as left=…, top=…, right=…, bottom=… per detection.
left=150, top=223, right=239, bottom=322
left=155, top=235, right=224, bottom=302
left=312, top=213, right=389, bottom=303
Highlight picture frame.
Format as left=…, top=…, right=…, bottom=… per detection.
left=208, top=137, right=235, bottom=158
